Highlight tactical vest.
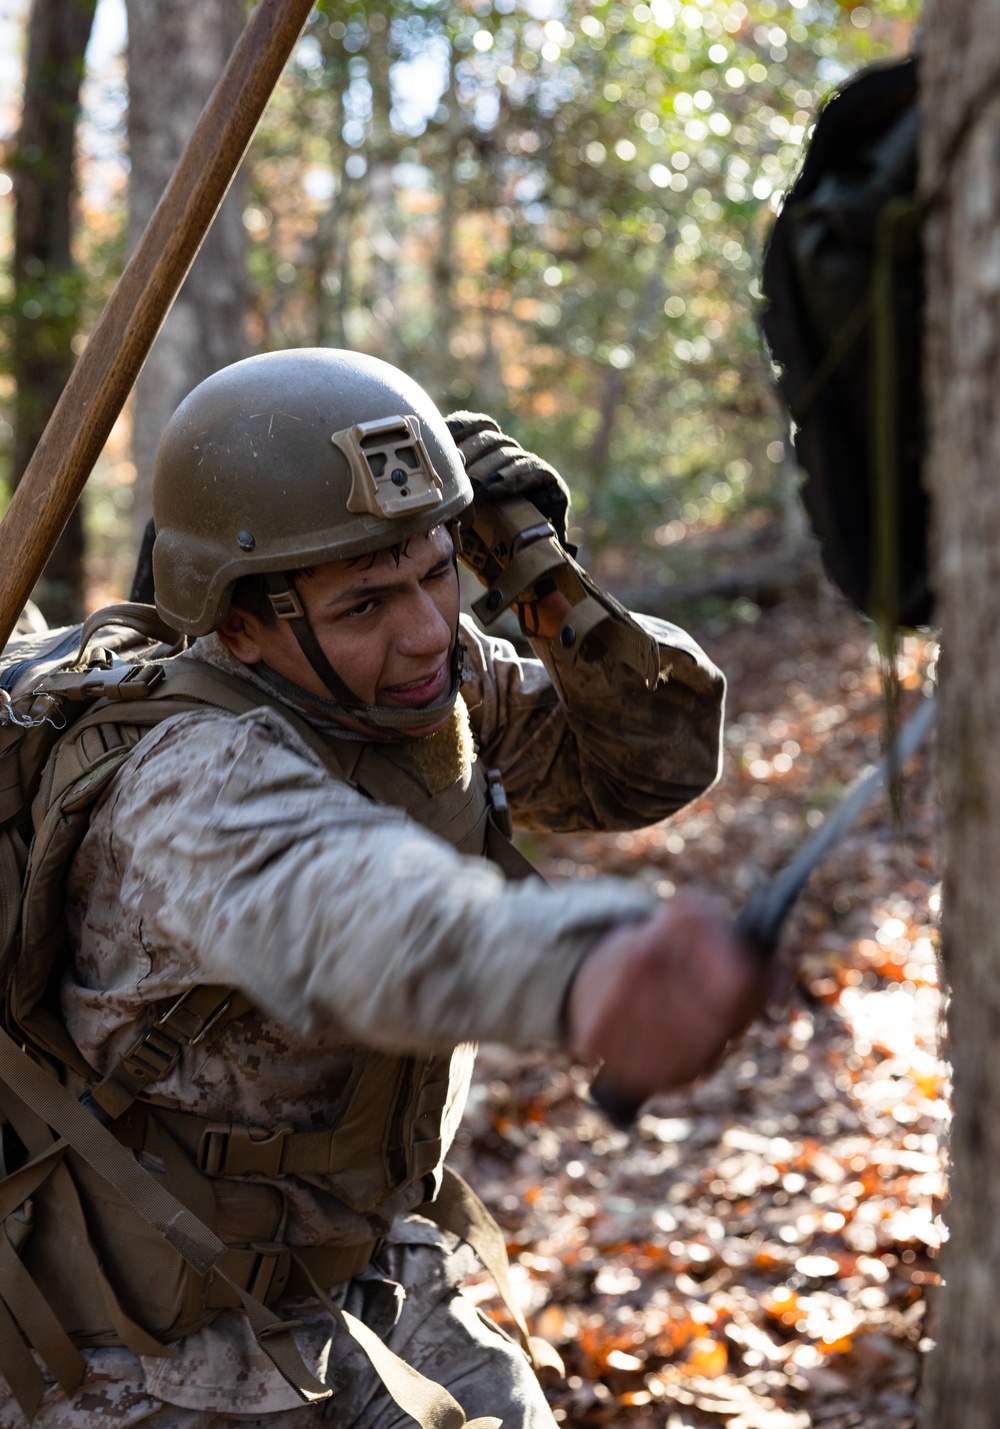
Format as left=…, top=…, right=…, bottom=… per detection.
left=0, top=648, right=555, bottom=1424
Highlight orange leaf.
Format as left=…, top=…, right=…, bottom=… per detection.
left=820, top=1335, right=855, bottom=1356
left=682, top=1337, right=728, bottom=1378
left=533, top=1305, right=568, bottom=1343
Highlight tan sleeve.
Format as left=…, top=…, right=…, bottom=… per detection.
left=458, top=611, right=726, bottom=832
left=89, top=708, right=653, bottom=1054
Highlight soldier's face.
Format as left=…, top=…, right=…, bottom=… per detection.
left=219, top=528, right=460, bottom=733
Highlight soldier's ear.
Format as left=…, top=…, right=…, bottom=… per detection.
left=217, top=607, right=266, bottom=666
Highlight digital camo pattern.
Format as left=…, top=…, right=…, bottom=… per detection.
left=3, top=610, right=723, bottom=1421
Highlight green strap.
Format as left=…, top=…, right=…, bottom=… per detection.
left=76, top=602, right=181, bottom=658
left=0, top=1220, right=86, bottom=1396
left=423, top=1168, right=564, bottom=1377
left=151, top=661, right=351, bottom=779
left=291, top=1252, right=501, bottom=1429
left=0, top=1291, right=44, bottom=1423
left=0, top=1029, right=332, bottom=1403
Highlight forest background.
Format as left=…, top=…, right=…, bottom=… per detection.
left=0, top=0, right=916, bottom=616
left=0, top=5, right=945, bottom=1429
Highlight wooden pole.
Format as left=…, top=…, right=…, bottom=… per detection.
left=0, top=0, right=314, bottom=649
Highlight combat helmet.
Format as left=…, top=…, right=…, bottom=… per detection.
left=152, top=348, right=473, bottom=732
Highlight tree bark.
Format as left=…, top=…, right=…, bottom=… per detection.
left=920, top=5, right=1000, bottom=1424
left=429, top=44, right=461, bottom=401
left=11, top=0, right=97, bottom=624
left=125, top=0, right=248, bottom=549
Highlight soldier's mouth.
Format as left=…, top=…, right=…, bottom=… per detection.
left=383, top=664, right=448, bottom=706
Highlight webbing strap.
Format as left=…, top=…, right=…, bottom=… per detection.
left=0, top=1031, right=221, bottom=1272
left=147, top=661, right=351, bottom=779
left=339, top=1308, right=500, bottom=1429
left=76, top=602, right=181, bottom=660
left=0, top=1137, right=67, bottom=1225
left=471, top=536, right=566, bottom=626
left=460, top=491, right=659, bottom=686
left=291, top=1253, right=501, bottom=1429
left=0, top=1291, right=43, bottom=1422
left=0, top=1069, right=54, bottom=1159
left=0, top=1152, right=169, bottom=1415
left=484, top=818, right=537, bottom=883
left=0, top=1221, right=86, bottom=1396
left=423, top=1168, right=564, bottom=1377
left=0, top=1029, right=332, bottom=1403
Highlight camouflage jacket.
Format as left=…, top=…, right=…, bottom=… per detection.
left=53, top=611, right=724, bottom=1413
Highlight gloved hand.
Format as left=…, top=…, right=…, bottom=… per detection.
left=445, top=411, right=574, bottom=553
left=445, top=412, right=660, bottom=689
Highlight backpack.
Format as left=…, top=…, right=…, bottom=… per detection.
left=0, top=604, right=180, bottom=992
left=761, top=55, right=930, bottom=629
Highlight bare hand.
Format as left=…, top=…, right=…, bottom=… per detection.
left=566, top=894, right=759, bottom=1102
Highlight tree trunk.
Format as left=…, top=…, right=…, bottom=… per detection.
left=430, top=44, right=461, bottom=401
left=365, top=13, right=401, bottom=366
left=11, top=0, right=97, bottom=624
left=125, top=0, right=248, bottom=550
left=920, top=5, right=1000, bottom=1424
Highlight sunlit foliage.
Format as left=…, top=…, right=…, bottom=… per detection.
left=248, top=0, right=917, bottom=559
left=0, top=0, right=918, bottom=576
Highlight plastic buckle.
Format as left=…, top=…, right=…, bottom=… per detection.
left=108, top=663, right=166, bottom=700
left=198, top=1121, right=293, bottom=1177
left=36, top=662, right=165, bottom=703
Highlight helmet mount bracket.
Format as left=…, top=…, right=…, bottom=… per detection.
left=335, top=416, right=444, bottom=520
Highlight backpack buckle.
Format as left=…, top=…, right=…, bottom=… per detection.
left=197, top=1121, right=293, bottom=1177
left=36, top=662, right=165, bottom=702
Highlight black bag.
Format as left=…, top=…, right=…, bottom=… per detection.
left=761, top=56, right=930, bottom=627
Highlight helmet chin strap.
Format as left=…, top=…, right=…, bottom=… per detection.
left=262, top=571, right=465, bottom=735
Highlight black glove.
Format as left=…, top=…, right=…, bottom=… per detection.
left=445, top=411, right=574, bottom=553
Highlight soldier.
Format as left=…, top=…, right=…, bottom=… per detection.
left=1, top=349, right=755, bottom=1428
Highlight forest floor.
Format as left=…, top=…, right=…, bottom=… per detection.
left=451, top=584, right=942, bottom=1429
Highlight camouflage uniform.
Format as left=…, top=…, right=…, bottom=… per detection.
left=1, top=609, right=723, bottom=1427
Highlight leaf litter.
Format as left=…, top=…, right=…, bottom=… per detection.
left=450, top=590, right=942, bottom=1429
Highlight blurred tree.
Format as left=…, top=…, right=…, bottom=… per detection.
left=920, top=3, right=1000, bottom=1425
left=247, top=0, right=917, bottom=581
left=10, top=0, right=97, bottom=624
left=0, top=0, right=920, bottom=602
left=125, top=0, right=248, bottom=550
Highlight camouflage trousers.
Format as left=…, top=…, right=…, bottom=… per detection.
left=0, top=1225, right=556, bottom=1429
